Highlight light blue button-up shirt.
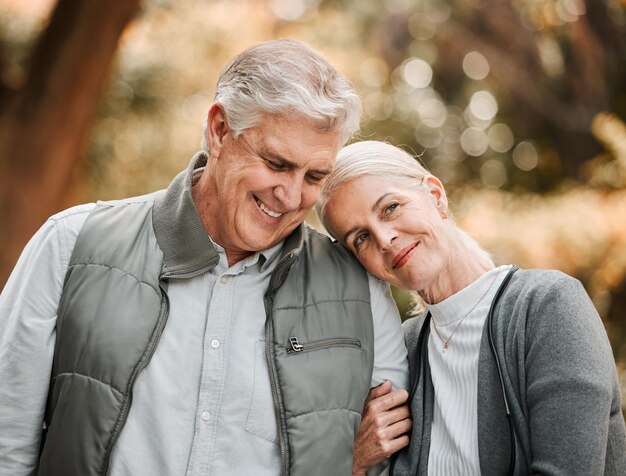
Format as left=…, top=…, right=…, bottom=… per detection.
left=0, top=203, right=408, bottom=475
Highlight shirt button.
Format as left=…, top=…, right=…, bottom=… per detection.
left=201, top=411, right=210, bottom=421
left=210, top=339, right=221, bottom=349
left=219, top=275, right=229, bottom=284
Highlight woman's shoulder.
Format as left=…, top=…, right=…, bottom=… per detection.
left=513, top=267, right=575, bottom=284
left=506, top=268, right=586, bottom=303
left=502, top=267, right=603, bottom=343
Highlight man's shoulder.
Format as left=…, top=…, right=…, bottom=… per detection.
left=46, top=190, right=165, bottom=240
left=46, top=190, right=164, bottom=228
left=43, top=203, right=97, bottom=242
left=301, top=224, right=352, bottom=257
left=48, top=202, right=97, bottom=223
left=300, top=224, right=366, bottom=270
left=97, top=189, right=165, bottom=208
left=296, top=224, right=370, bottom=285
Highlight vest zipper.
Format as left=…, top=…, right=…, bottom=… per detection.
left=101, top=281, right=170, bottom=474
left=265, top=295, right=289, bottom=476
left=286, top=337, right=362, bottom=354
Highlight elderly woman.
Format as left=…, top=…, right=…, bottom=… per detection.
left=317, top=141, right=626, bottom=475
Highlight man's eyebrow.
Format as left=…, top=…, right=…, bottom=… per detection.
left=309, top=167, right=332, bottom=177
left=262, top=150, right=331, bottom=176
left=262, top=150, right=295, bottom=168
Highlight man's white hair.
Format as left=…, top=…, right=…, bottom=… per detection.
left=202, top=39, right=361, bottom=149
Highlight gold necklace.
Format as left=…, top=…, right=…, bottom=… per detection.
left=431, top=269, right=501, bottom=353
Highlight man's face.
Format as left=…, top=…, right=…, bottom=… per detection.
left=196, top=106, right=342, bottom=264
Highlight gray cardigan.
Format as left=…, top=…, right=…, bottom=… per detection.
left=392, top=269, right=626, bottom=475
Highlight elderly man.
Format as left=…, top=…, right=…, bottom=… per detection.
left=0, top=40, right=408, bottom=475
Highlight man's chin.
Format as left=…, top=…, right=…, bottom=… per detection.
left=246, top=229, right=296, bottom=252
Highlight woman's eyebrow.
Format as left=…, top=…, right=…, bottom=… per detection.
left=372, top=193, right=394, bottom=212
left=341, top=193, right=395, bottom=243
left=343, top=226, right=359, bottom=245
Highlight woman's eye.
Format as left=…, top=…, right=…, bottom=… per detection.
left=384, top=203, right=399, bottom=215
left=354, top=232, right=368, bottom=248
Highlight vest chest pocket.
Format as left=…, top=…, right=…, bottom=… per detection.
left=282, top=335, right=368, bottom=414
left=245, top=340, right=279, bottom=444
left=286, top=336, right=362, bottom=354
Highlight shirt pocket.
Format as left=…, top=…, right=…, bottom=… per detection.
left=245, top=340, right=278, bottom=444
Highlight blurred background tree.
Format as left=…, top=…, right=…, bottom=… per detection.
left=0, top=0, right=140, bottom=285
left=1, top=0, right=625, bottom=405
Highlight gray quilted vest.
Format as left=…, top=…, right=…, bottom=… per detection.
left=38, top=153, right=375, bottom=476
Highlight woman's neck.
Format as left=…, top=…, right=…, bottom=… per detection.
left=419, top=236, right=494, bottom=305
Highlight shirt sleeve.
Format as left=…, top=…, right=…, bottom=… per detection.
left=368, top=273, right=409, bottom=391
left=524, top=274, right=625, bottom=474
left=0, top=205, right=91, bottom=474
left=366, top=274, right=409, bottom=476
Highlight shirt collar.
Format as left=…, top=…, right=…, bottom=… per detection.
left=426, top=266, right=509, bottom=327
left=208, top=236, right=284, bottom=274
left=153, top=152, right=219, bottom=278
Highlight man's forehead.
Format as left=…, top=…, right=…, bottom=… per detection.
left=247, top=119, right=340, bottom=167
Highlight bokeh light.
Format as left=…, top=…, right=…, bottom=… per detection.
left=488, top=123, right=515, bottom=153
left=402, top=57, right=433, bottom=89
left=538, top=35, right=565, bottom=77
left=463, top=51, right=490, bottom=80
left=480, top=159, right=508, bottom=188
left=460, top=127, right=489, bottom=156
left=468, top=90, right=498, bottom=122
left=513, top=141, right=540, bottom=171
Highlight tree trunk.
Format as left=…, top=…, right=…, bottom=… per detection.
left=0, top=0, right=141, bottom=288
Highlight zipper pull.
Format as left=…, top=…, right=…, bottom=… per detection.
left=289, top=336, right=303, bottom=352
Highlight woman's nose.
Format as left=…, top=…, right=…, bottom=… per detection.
left=375, top=228, right=396, bottom=251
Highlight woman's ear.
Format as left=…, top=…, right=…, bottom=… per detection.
left=205, top=103, right=229, bottom=159
left=425, top=175, right=449, bottom=217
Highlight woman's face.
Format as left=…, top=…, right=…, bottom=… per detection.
left=324, top=174, right=452, bottom=292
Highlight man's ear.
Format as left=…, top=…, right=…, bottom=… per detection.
left=425, top=175, right=449, bottom=216
left=205, top=103, right=229, bottom=159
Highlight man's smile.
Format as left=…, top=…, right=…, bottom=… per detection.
left=254, top=196, right=284, bottom=218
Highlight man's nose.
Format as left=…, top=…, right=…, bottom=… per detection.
left=274, top=174, right=303, bottom=210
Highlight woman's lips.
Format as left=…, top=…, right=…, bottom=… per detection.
left=392, top=242, right=419, bottom=269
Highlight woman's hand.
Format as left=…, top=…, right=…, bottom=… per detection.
left=352, top=381, right=412, bottom=476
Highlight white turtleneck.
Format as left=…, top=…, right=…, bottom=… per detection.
left=426, top=265, right=511, bottom=476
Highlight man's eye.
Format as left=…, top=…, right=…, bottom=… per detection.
left=265, top=159, right=287, bottom=170
left=305, top=173, right=325, bottom=184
